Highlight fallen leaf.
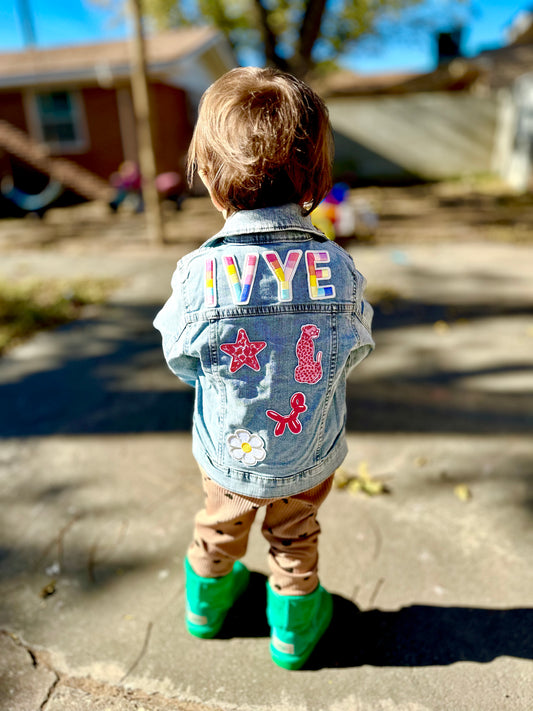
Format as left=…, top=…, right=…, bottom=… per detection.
left=336, top=463, right=391, bottom=496
left=454, top=484, right=472, bottom=502
left=40, top=580, right=57, bottom=599
left=433, top=320, right=450, bottom=335
left=333, top=468, right=350, bottom=489
left=348, top=479, right=363, bottom=495
left=357, top=460, right=370, bottom=480
left=361, top=478, right=389, bottom=496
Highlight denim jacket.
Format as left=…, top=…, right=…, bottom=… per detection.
left=154, top=203, right=374, bottom=498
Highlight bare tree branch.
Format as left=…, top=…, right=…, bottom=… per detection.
left=296, top=0, right=328, bottom=76
left=252, top=0, right=289, bottom=71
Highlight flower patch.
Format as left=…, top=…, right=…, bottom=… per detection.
left=227, top=429, right=266, bottom=466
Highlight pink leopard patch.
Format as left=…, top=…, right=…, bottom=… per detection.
left=294, top=324, right=323, bottom=384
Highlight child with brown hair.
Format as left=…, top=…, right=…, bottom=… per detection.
left=154, top=66, right=374, bottom=669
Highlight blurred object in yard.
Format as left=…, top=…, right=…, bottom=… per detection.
left=155, top=171, right=185, bottom=210
left=352, top=196, right=379, bottom=236
left=1, top=175, right=63, bottom=217
left=312, top=183, right=378, bottom=241
left=109, top=160, right=143, bottom=213
left=108, top=163, right=186, bottom=213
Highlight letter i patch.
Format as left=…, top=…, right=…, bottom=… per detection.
left=205, top=257, right=217, bottom=307
left=223, top=254, right=258, bottom=305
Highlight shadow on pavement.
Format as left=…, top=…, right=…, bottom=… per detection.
left=308, top=594, right=533, bottom=669
left=218, top=571, right=271, bottom=639
left=189, top=573, right=533, bottom=669
left=370, top=297, right=533, bottom=331
left=346, top=384, right=533, bottom=434
left=1, top=298, right=532, bottom=436
left=347, top=297, right=533, bottom=434
left=0, top=303, right=195, bottom=437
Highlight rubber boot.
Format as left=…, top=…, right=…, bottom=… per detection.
left=184, top=558, right=250, bottom=638
left=266, top=583, right=333, bottom=669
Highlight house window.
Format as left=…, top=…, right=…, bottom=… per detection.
left=31, top=90, right=87, bottom=152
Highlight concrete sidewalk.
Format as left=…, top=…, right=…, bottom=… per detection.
left=1, top=239, right=532, bottom=710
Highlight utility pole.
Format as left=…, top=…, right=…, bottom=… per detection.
left=127, top=0, right=165, bottom=244
left=16, top=0, right=37, bottom=47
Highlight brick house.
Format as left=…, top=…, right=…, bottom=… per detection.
left=0, top=27, right=236, bottom=214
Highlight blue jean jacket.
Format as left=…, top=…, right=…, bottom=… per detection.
left=154, top=203, right=374, bottom=498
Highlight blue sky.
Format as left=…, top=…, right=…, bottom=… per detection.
left=0, top=1, right=531, bottom=75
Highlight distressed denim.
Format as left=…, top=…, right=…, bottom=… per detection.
left=154, top=203, right=374, bottom=498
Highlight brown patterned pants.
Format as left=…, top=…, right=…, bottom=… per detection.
left=187, top=469, right=334, bottom=595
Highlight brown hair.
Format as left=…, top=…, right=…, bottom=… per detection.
left=187, top=66, right=333, bottom=215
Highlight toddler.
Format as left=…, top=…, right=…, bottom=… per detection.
left=154, top=66, right=374, bottom=669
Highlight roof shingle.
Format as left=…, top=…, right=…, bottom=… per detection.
left=0, top=26, right=217, bottom=86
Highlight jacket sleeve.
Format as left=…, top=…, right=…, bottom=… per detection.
left=347, top=300, right=374, bottom=373
left=347, top=262, right=375, bottom=374
left=153, top=263, right=199, bottom=388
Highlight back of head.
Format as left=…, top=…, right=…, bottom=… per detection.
left=187, top=67, right=333, bottom=215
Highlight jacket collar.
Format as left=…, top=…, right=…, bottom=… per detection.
left=204, top=203, right=325, bottom=245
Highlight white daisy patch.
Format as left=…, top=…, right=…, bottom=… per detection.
left=227, top=429, right=266, bottom=466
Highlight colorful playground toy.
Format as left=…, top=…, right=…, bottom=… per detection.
left=311, top=182, right=378, bottom=241
left=1, top=175, right=63, bottom=214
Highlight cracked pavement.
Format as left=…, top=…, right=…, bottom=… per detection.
left=1, top=203, right=533, bottom=710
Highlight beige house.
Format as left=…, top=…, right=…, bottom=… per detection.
left=316, top=21, right=533, bottom=189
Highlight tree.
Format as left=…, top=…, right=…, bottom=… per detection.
left=139, top=0, right=445, bottom=78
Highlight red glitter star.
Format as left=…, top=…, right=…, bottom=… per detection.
left=220, top=328, right=267, bottom=373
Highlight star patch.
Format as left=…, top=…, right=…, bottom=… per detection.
left=220, top=328, right=267, bottom=373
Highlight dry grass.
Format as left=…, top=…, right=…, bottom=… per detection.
left=0, top=276, right=119, bottom=354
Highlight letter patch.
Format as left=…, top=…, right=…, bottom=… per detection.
left=266, top=392, right=307, bottom=436
left=223, top=254, right=258, bottom=305
left=263, top=250, right=302, bottom=302
left=220, top=328, right=267, bottom=373
left=205, top=257, right=216, bottom=307
left=294, top=324, right=323, bottom=384
left=305, top=251, right=335, bottom=300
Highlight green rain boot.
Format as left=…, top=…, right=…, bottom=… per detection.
left=184, top=558, right=250, bottom=638
left=266, top=583, right=333, bottom=670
